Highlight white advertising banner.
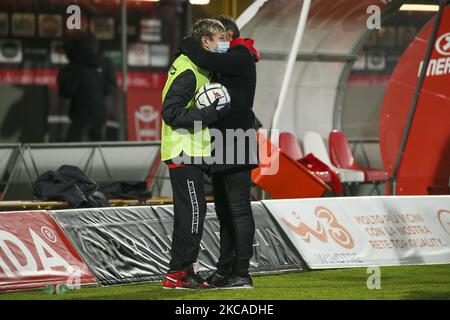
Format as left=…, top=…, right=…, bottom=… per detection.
left=262, top=196, right=450, bottom=269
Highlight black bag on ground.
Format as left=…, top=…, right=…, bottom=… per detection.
left=33, top=165, right=109, bottom=208
left=99, top=181, right=152, bottom=202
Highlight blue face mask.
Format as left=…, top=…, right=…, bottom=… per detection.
left=215, top=41, right=230, bottom=54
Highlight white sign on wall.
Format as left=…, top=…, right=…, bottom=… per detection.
left=50, top=41, right=68, bottom=64
left=128, top=43, right=150, bottom=67
left=140, top=19, right=162, bottom=42
left=150, top=44, right=170, bottom=68
left=262, top=196, right=450, bottom=269
left=0, top=40, right=22, bottom=63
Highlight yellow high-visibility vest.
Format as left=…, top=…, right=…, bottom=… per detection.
left=160, top=54, right=211, bottom=161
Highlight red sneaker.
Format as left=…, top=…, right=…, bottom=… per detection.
left=162, top=270, right=187, bottom=289
left=176, top=270, right=215, bottom=290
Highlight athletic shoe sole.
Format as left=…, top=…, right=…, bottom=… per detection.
left=175, top=287, right=217, bottom=290
left=215, top=285, right=254, bottom=290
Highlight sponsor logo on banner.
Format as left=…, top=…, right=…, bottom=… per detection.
left=128, top=43, right=150, bottom=67
left=0, top=227, right=74, bottom=278
left=41, top=226, right=57, bottom=243
left=435, top=32, right=450, bottom=56
left=418, top=32, right=450, bottom=77
left=263, top=197, right=450, bottom=269
left=282, top=206, right=354, bottom=249
left=438, top=209, right=450, bottom=235
left=0, top=211, right=96, bottom=292
left=0, top=69, right=58, bottom=87
left=135, top=105, right=160, bottom=141
left=0, top=69, right=165, bottom=89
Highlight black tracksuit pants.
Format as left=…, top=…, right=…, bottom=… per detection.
left=168, top=164, right=207, bottom=272
left=211, top=169, right=255, bottom=277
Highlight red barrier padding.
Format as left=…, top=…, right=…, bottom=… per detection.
left=0, top=211, right=97, bottom=293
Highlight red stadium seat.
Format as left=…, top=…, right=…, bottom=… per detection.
left=278, top=132, right=331, bottom=183
left=251, top=131, right=332, bottom=199
left=328, top=130, right=389, bottom=182
left=279, top=132, right=304, bottom=161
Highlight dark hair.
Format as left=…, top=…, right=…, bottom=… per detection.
left=215, top=15, right=240, bottom=40
left=190, top=18, right=225, bottom=42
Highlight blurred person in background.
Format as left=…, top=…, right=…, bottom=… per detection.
left=58, top=34, right=117, bottom=142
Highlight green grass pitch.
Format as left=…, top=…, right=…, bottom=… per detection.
left=1, top=264, right=449, bottom=300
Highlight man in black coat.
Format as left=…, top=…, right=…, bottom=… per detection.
left=58, top=35, right=117, bottom=142
left=180, top=15, right=260, bottom=289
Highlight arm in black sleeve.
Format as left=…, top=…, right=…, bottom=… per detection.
left=180, top=37, right=253, bottom=75
left=161, top=69, right=220, bottom=129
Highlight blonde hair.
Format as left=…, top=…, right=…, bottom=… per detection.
left=190, top=18, right=225, bottom=42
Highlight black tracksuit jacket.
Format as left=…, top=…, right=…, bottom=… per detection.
left=180, top=38, right=259, bottom=174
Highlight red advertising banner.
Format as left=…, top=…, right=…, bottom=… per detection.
left=117, top=71, right=167, bottom=91
left=0, top=69, right=58, bottom=89
left=379, top=6, right=450, bottom=195
left=0, top=69, right=167, bottom=91
left=127, top=89, right=163, bottom=141
left=126, top=72, right=166, bottom=142
left=0, top=211, right=97, bottom=292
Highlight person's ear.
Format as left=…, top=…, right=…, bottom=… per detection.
left=227, top=30, right=234, bottom=41
left=200, top=36, right=209, bottom=48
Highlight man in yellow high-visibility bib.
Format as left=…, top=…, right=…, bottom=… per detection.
left=160, top=19, right=230, bottom=290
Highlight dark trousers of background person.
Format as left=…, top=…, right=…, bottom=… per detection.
left=211, top=169, right=255, bottom=276
left=66, top=117, right=105, bottom=142
left=168, top=164, right=208, bottom=272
